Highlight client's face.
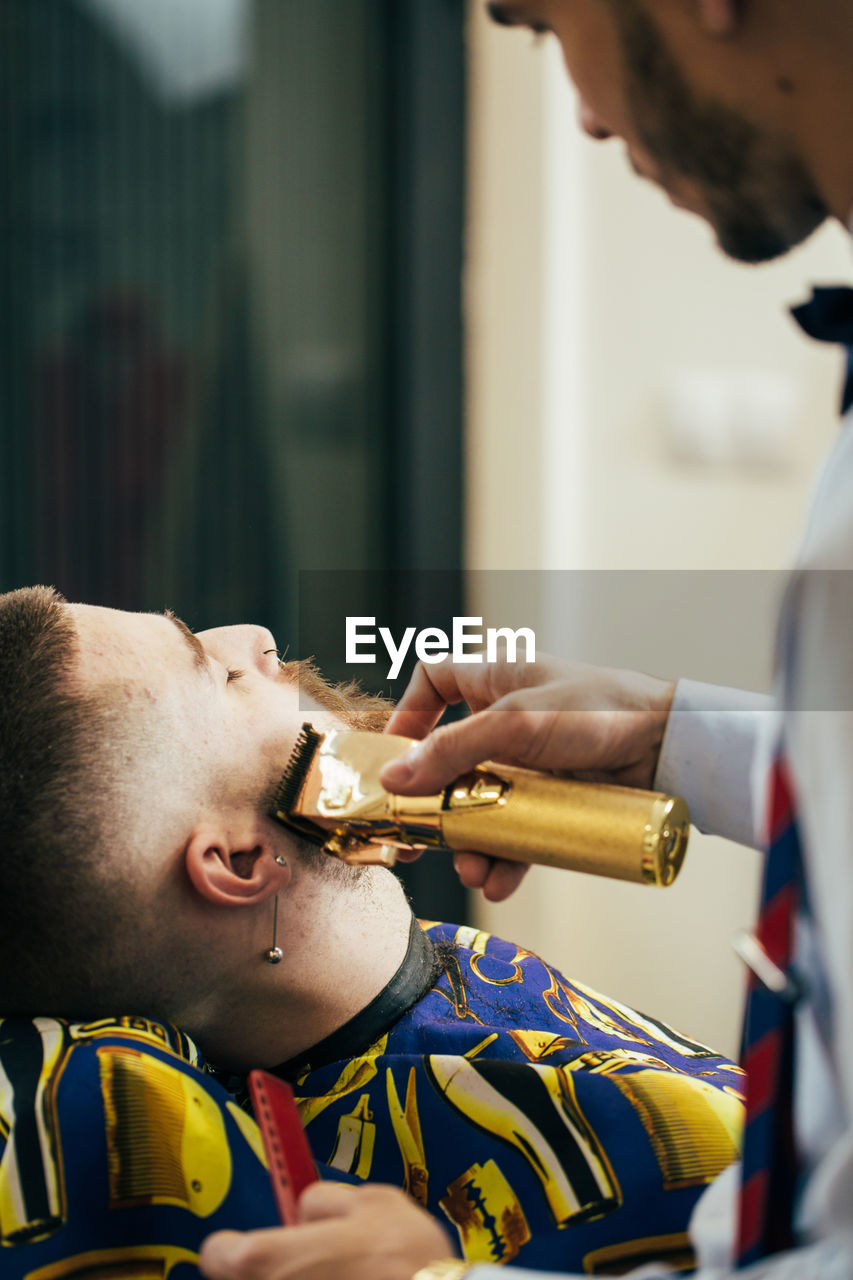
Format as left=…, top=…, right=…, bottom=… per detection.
left=67, top=603, right=371, bottom=823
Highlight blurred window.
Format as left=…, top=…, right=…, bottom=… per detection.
left=0, top=0, right=466, bottom=919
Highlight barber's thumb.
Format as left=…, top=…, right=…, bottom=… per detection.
left=297, top=1181, right=360, bottom=1222
left=380, top=713, right=500, bottom=795
left=197, top=1231, right=249, bottom=1279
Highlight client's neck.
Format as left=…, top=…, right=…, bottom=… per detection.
left=183, top=862, right=414, bottom=1073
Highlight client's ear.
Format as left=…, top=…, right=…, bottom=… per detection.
left=184, top=826, right=291, bottom=907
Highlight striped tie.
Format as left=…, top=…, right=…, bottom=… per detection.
left=735, top=753, right=802, bottom=1267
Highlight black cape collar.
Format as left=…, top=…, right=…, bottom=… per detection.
left=271, top=916, right=439, bottom=1082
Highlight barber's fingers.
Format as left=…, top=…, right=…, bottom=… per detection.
left=384, top=661, right=455, bottom=740
left=301, top=1184, right=453, bottom=1274
left=382, top=666, right=676, bottom=797
left=380, top=694, right=559, bottom=796
left=198, top=1189, right=360, bottom=1280
left=296, top=1182, right=361, bottom=1222
left=198, top=1221, right=363, bottom=1280
left=453, top=851, right=529, bottom=902
left=198, top=1186, right=454, bottom=1280
left=199, top=1228, right=297, bottom=1280
left=385, top=653, right=562, bottom=742
left=392, top=847, right=425, bottom=864
left=197, top=1230, right=242, bottom=1280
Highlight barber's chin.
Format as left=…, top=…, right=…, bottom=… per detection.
left=708, top=191, right=828, bottom=265
left=713, top=216, right=798, bottom=265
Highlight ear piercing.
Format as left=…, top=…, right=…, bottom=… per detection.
left=264, top=894, right=283, bottom=964
left=264, top=855, right=286, bottom=963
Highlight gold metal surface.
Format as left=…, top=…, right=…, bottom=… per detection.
left=284, top=728, right=690, bottom=887
left=440, top=767, right=689, bottom=886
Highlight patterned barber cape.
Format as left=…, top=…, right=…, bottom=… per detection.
left=0, top=1016, right=280, bottom=1279
left=279, top=921, right=745, bottom=1276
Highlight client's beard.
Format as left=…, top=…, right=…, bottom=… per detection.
left=291, top=831, right=370, bottom=886
left=276, top=658, right=396, bottom=884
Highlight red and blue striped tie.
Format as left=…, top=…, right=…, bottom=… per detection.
left=735, top=753, right=802, bottom=1267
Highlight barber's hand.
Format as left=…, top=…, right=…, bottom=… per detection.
left=198, top=1183, right=454, bottom=1280
left=381, top=655, right=676, bottom=902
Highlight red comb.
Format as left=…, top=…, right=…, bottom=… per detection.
left=247, top=1069, right=319, bottom=1224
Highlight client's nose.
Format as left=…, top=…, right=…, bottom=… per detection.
left=196, top=624, right=279, bottom=674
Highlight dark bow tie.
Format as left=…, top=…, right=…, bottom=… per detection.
left=790, top=285, right=853, bottom=414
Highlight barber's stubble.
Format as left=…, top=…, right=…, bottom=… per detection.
left=612, top=1, right=829, bottom=263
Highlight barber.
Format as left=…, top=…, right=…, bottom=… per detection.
left=200, top=0, right=853, bottom=1275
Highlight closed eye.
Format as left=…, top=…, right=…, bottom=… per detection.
left=226, top=668, right=245, bottom=684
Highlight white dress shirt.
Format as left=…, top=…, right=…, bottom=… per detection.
left=466, top=410, right=853, bottom=1277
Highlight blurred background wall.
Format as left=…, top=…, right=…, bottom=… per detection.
left=5, top=0, right=853, bottom=1057
left=0, top=0, right=467, bottom=921
left=465, top=3, right=853, bottom=1056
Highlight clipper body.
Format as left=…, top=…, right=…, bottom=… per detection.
left=271, top=725, right=689, bottom=887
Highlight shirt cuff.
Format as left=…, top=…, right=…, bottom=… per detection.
left=653, top=679, right=778, bottom=849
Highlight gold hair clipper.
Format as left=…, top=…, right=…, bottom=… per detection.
left=270, top=724, right=689, bottom=887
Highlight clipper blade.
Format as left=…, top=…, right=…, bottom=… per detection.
left=269, top=723, right=422, bottom=865
left=269, top=723, right=328, bottom=846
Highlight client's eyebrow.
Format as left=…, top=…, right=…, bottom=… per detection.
left=163, top=610, right=214, bottom=682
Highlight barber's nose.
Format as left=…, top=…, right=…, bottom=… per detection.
left=578, top=102, right=613, bottom=142
left=196, top=624, right=279, bottom=674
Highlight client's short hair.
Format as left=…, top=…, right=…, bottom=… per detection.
left=0, top=586, right=125, bottom=1013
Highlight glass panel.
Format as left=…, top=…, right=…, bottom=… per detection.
left=0, top=0, right=466, bottom=921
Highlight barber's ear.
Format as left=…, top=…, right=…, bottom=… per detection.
left=696, top=0, right=741, bottom=37
left=184, top=828, right=291, bottom=907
